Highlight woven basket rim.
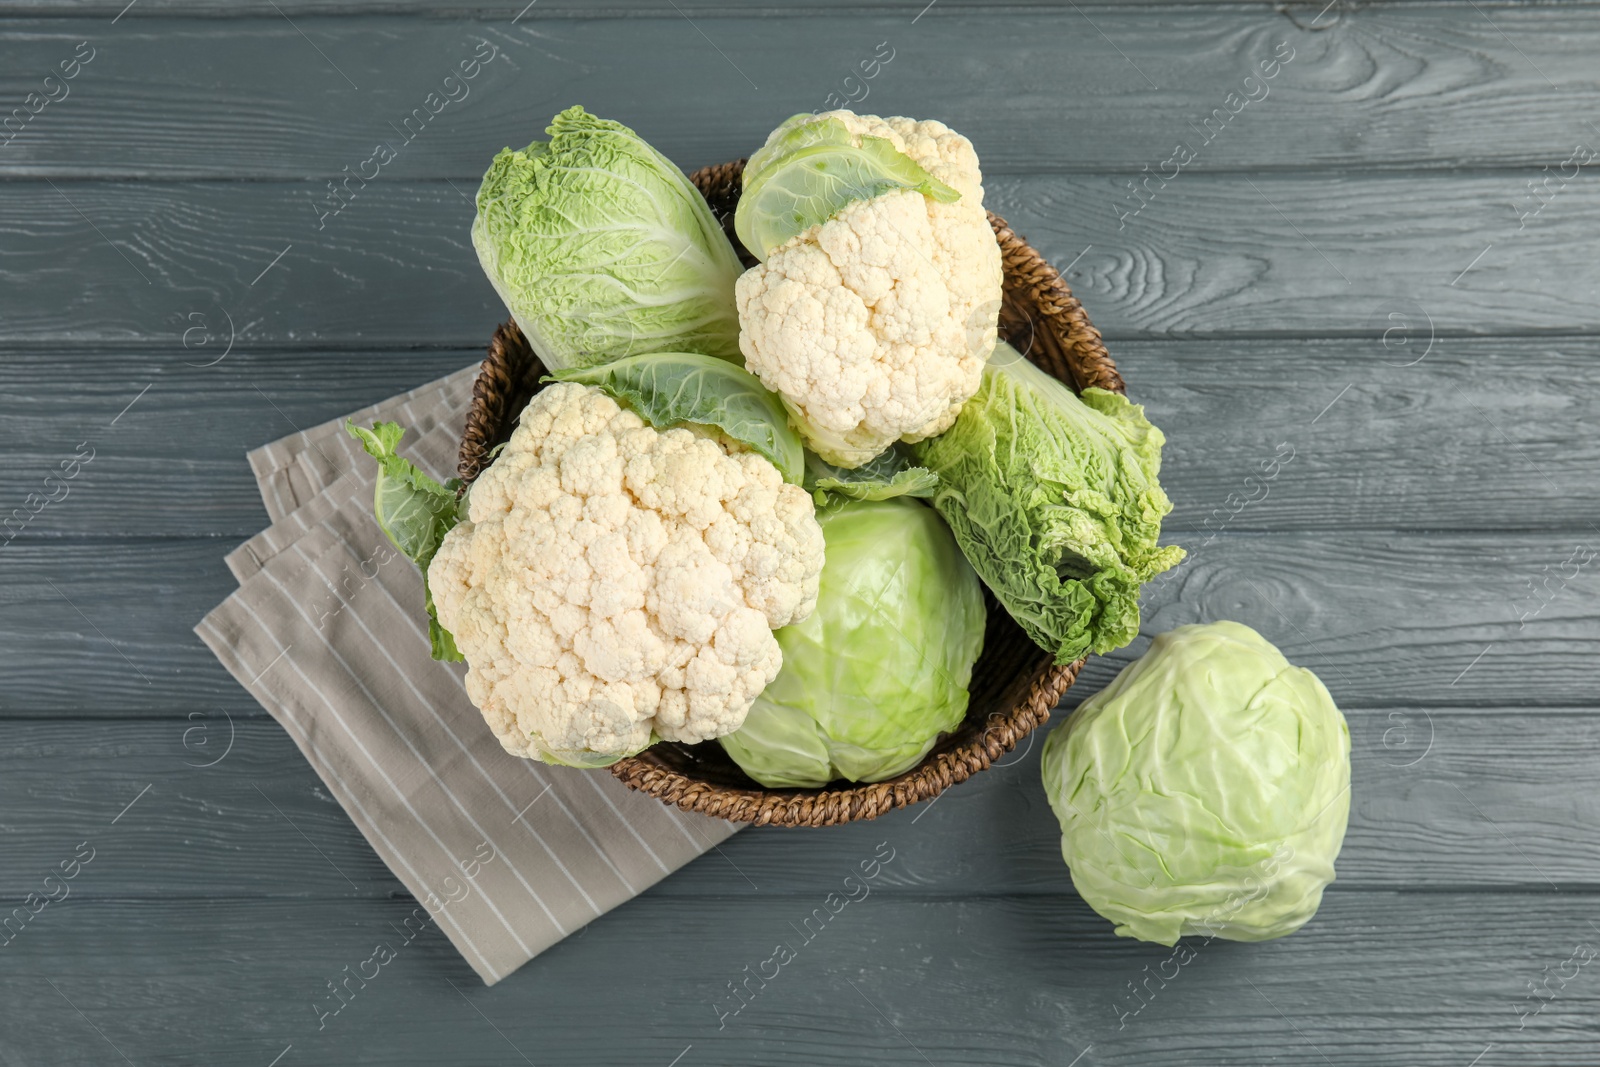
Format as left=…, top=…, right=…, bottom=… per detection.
left=457, top=156, right=1122, bottom=827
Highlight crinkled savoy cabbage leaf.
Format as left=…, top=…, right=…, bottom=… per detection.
left=909, top=344, right=1184, bottom=663
left=472, top=106, right=744, bottom=370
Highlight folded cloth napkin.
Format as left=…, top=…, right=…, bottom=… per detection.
left=198, top=365, right=737, bottom=984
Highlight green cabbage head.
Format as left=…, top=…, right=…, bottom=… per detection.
left=719, top=498, right=985, bottom=788
left=1040, top=621, right=1351, bottom=945
left=472, top=106, right=744, bottom=370
left=909, top=343, right=1184, bottom=665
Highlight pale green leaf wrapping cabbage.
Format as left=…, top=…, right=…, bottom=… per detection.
left=908, top=343, right=1184, bottom=663
left=346, top=421, right=466, bottom=661
left=554, top=352, right=804, bottom=485
left=734, top=114, right=960, bottom=262
left=801, top=445, right=937, bottom=505
left=719, top=498, right=985, bottom=787
left=1040, top=622, right=1351, bottom=945
left=472, top=106, right=744, bottom=370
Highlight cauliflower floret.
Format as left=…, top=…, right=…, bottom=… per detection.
left=430, top=383, right=825, bottom=766
left=736, top=110, right=1003, bottom=468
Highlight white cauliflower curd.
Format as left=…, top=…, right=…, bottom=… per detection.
left=429, top=382, right=825, bottom=767
left=735, top=110, right=1003, bottom=468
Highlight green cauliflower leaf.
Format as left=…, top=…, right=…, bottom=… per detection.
left=346, top=421, right=467, bottom=661
left=735, top=115, right=960, bottom=262
left=553, top=351, right=805, bottom=485
left=801, top=445, right=938, bottom=505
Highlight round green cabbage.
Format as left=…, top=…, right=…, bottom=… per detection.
left=1040, top=621, right=1351, bottom=944
left=719, top=498, right=985, bottom=788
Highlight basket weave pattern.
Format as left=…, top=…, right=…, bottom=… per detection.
left=458, top=159, right=1122, bottom=827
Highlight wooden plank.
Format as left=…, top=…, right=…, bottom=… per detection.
left=0, top=3, right=1582, bottom=1062
left=0, top=530, right=1592, bottom=709
left=1, top=892, right=1594, bottom=1065
left=0, top=182, right=498, bottom=345
left=3, top=171, right=1597, bottom=346
left=0, top=351, right=477, bottom=538
left=2, top=0, right=1458, bottom=14
left=0, top=708, right=1593, bottom=899
left=990, top=170, right=1600, bottom=339
left=1152, top=336, right=1600, bottom=534
left=0, top=336, right=1592, bottom=537
left=0, top=8, right=1595, bottom=178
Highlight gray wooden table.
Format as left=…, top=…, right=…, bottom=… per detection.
left=3, top=2, right=1597, bottom=1063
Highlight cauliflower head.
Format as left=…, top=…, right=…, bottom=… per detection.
left=735, top=110, right=1003, bottom=468
left=429, top=382, right=825, bottom=766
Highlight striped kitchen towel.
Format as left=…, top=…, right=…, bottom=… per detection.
left=197, top=364, right=737, bottom=984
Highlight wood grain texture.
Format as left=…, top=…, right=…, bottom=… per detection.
left=0, top=351, right=477, bottom=537
left=0, top=531, right=1592, bottom=711
left=0, top=709, right=1592, bottom=898
left=2, top=2, right=1597, bottom=1062
left=1, top=892, right=1594, bottom=1066
left=0, top=7, right=1595, bottom=179
left=2, top=0, right=1451, bottom=14
left=0, top=337, right=1592, bottom=537
left=2, top=172, right=1596, bottom=346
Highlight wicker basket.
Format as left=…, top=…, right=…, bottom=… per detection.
left=458, top=158, right=1124, bottom=827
